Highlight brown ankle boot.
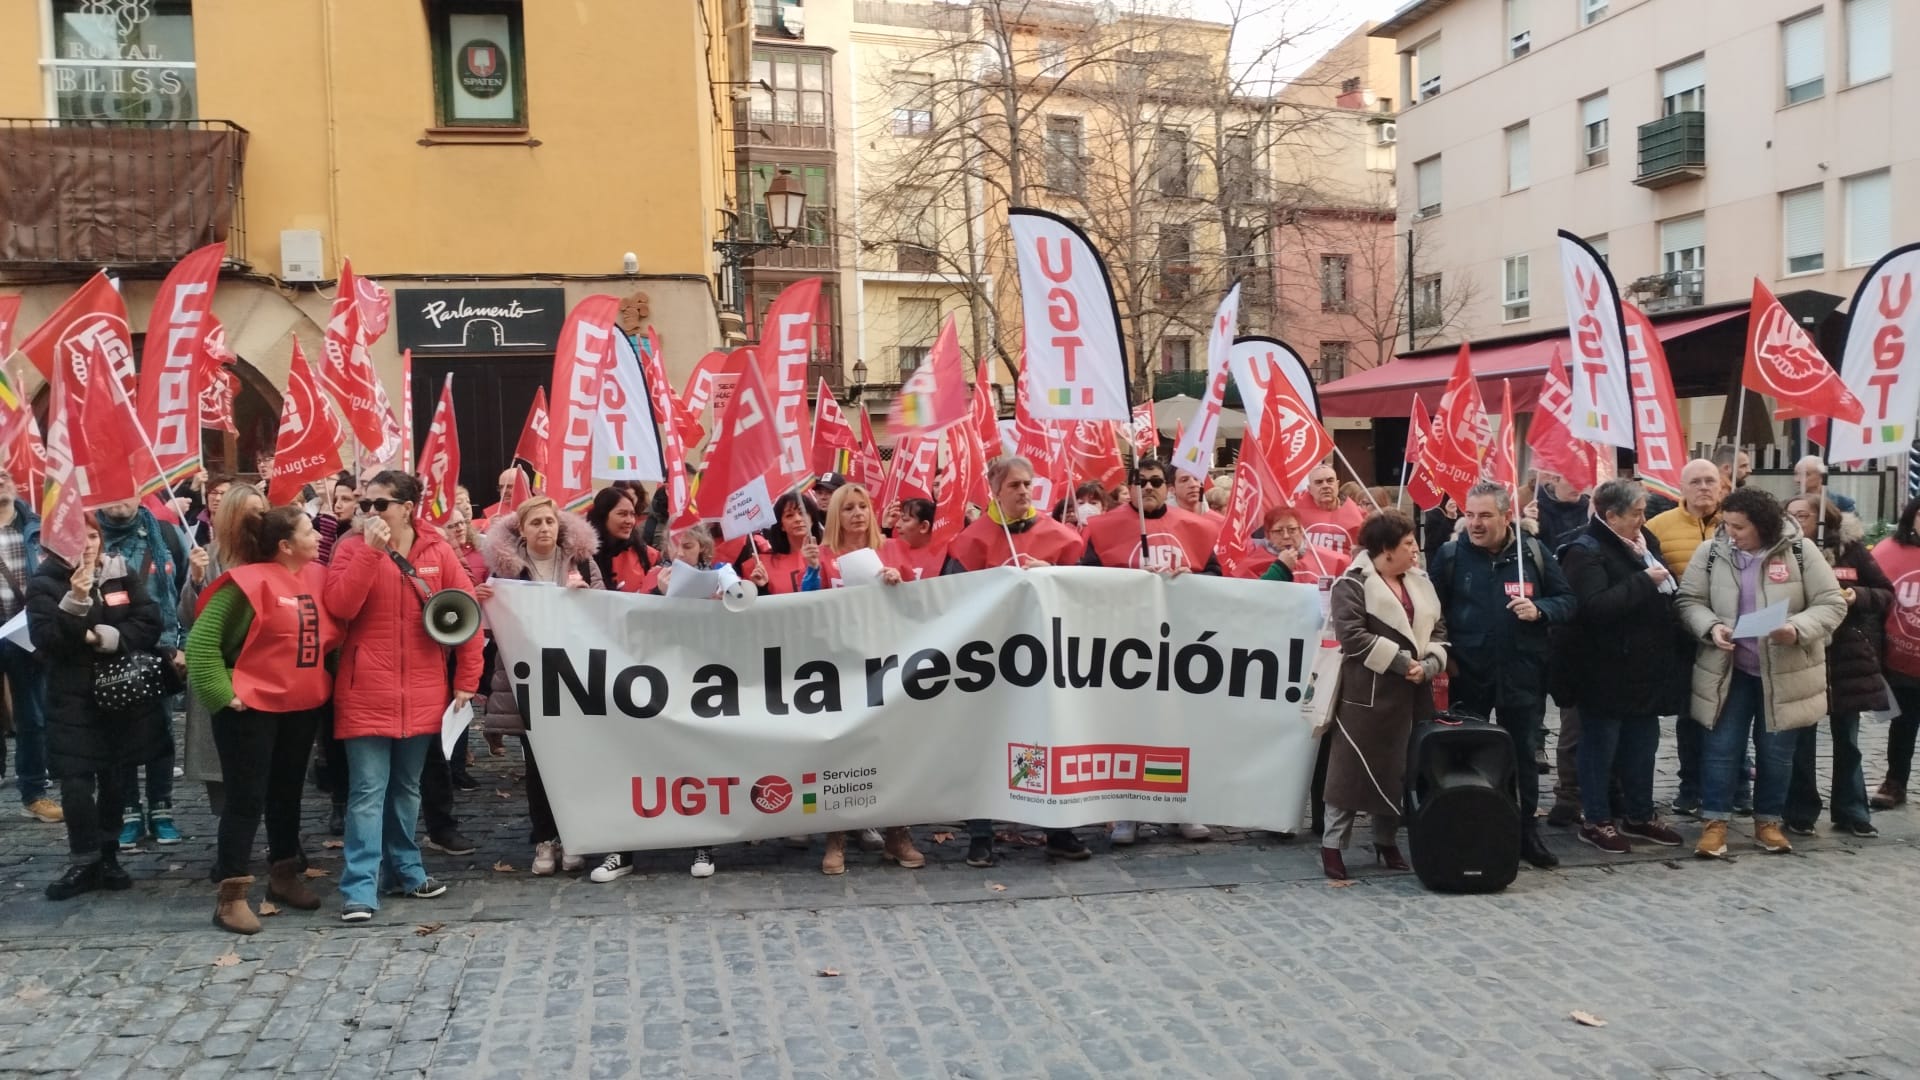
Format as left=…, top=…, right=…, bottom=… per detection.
left=214, top=876, right=260, bottom=935
left=882, top=827, right=926, bottom=869
left=821, top=832, right=847, bottom=875
left=266, top=858, right=320, bottom=911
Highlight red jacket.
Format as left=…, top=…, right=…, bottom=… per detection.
left=324, top=530, right=485, bottom=740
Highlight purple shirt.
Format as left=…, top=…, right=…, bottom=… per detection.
left=1731, top=547, right=1763, bottom=676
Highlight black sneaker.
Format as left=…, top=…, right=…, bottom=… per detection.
left=46, top=861, right=101, bottom=901
left=964, top=836, right=997, bottom=868
left=1669, top=798, right=1701, bottom=818
left=1545, top=802, right=1583, bottom=828
left=97, top=855, right=132, bottom=891
left=424, top=830, right=476, bottom=856
left=1784, top=821, right=1818, bottom=837
left=1045, top=830, right=1092, bottom=861
left=450, top=770, right=480, bottom=792
left=390, top=877, right=447, bottom=899
left=1734, top=802, right=1755, bottom=817
left=1843, top=819, right=1880, bottom=838
left=340, top=904, right=374, bottom=923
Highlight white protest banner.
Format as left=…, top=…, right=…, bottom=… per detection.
left=1558, top=230, right=1635, bottom=450
left=1008, top=209, right=1130, bottom=422
left=1829, top=243, right=1920, bottom=461
left=483, top=568, right=1322, bottom=852
left=1169, top=283, right=1242, bottom=479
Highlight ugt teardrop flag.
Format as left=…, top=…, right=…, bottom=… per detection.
left=1008, top=208, right=1130, bottom=422
left=1830, top=243, right=1920, bottom=460
left=1170, top=284, right=1242, bottom=479
left=1228, top=335, right=1320, bottom=437
left=1558, top=230, right=1635, bottom=450
left=595, top=331, right=666, bottom=483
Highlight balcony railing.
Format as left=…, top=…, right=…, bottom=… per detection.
left=0, top=118, right=248, bottom=269
left=1635, top=111, right=1705, bottom=188
left=732, top=100, right=831, bottom=150
left=1630, top=268, right=1705, bottom=313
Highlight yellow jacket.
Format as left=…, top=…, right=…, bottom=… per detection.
left=1647, top=505, right=1721, bottom=573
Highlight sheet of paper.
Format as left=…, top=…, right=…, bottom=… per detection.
left=837, top=548, right=885, bottom=587
left=0, top=610, right=30, bottom=653
left=665, top=559, right=723, bottom=599
left=440, top=699, right=474, bottom=760
left=1731, top=599, right=1789, bottom=640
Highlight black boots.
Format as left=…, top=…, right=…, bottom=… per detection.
left=1521, top=823, right=1560, bottom=869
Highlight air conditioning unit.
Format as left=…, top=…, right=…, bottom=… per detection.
left=1375, top=122, right=1398, bottom=145
left=1509, top=31, right=1531, bottom=57
left=281, top=229, right=324, bottom=283
left=1418, top=75, right=1442, bottom=100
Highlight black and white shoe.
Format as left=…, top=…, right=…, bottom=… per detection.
left=590, top=852, right=634, bottom=883
left=391, top=877, right=447, bottom=899
left=690, top=849, right=715, bottom=878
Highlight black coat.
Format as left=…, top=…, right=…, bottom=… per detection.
left=26, top=554, right=170, bottom=778
left=1822, top=539, right=1893, bottom=714
left=1429, top=528, right=1578, bottom=713
left=1555, top=518, right=1686, bottom=717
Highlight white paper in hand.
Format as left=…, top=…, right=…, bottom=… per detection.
left=440, top=698, right=474, bottom=760
left=0, top=610, right=32, bottom=653
left=836, top=548, right=884, bottom=587
left=665, top=559, right=723, bottom=599
left=1731, top=599, right=1790, bottom=640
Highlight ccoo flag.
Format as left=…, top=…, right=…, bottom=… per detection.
left=545, top=295, right=621, bottom=511
left=136, top=242, right=224, bottom=485
left=1558, top=230, right=1635, bottom=450
left=1008, top=208, right=1130, bottom=421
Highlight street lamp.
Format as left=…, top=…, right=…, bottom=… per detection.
left=714, top=168, right=811, bottom=325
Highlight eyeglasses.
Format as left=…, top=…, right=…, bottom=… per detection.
left=358, top=498, right=401, bottom=514
left=1138, top=477, right=1167, bottom=488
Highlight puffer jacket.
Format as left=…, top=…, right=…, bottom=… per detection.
left=27, top=552, right=169, bottom=778
left=1427, top=524, right=1577, bottom=712
left=1646, top=504, right=1720, bottom=581
left=1555, top=517, right=1686, bottom=717
left=1676, top=519, right=1848, bottom=732
left=1815, top=516, right=1893, bottom=714
left=324, top=526, right=485, bottom=740
left=480, top=511, right=604, bottom=726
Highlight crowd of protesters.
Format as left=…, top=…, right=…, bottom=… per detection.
left=1, top=436, right=1909, bottom=929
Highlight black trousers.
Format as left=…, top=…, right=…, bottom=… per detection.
left=521, top=735, right=557, bottom=844
left=60, top=770, right=125, bottom=860
left=421, top=735, right=458, bottom=835
left=211, top=707, right=322, bottom=881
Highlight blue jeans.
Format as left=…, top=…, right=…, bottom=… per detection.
left=1701, top=672, right=1797, bottom=823
left=341, top=735, right=433, bottom=910
left=1576, top=711, right=1658, bottom=826
left=1676, top=714, right=1750, bottom=808
left=1786, top=713, right=1869, bottom=827
left=0, top=642, right=50, bottom=804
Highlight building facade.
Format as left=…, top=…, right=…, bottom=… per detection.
left=0, top=0, right=745, bottom=492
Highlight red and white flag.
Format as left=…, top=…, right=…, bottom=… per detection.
left=1008, top=209, right=1130, bottom=421
left=880, top=434, right=941, bottom=509
left=1068, top=420, right=1125, bottom=491
left=322, top=260, right=405, bottom=463
left=39, top=365, right=86, bottom=565
left=14, top=273, right=131, bottom=387
left=855, top=406, right=886, bottom=494
left=966, top=364, right=999, bottom=505
left=682, top=350, right=727, bottom=421
left=1127, top=401, right=1158, bottom=459
left=1229, top=336, right=1319, bottom=437
left=0, top=296, right=20, bottom=361
left=810, top=380, right=861, bottom=479
left=354, top=274, right=393, bottom=343
left=1830, top=243, right=1920, bottom=460
left=1170, top=283, right=1242, bottom=479
left=1421, top=345, right=1489, bottom=508
left=1620, top=303, right=1687, bottom=501
left=1488, top=379, right=1518, bottom=491
left=1013, top=368, right=1069, bottom=511
left=641, top=355, right=693, bottom=530
left=891, top=313, right=971, bottom=435
left=71, top=333, right=144, bottom=508
left=1558, top=231, right=1635, bottom=450
left=10, top=414, right=45, bottom=510
left=195, top=318, right=239, bottom=434
left=932, top=429, right=970, bottom=545
left=1215, top=422, right=1286, bottom=580
left=1257, top=374, right=1334, bottom=499
left=399, top=348, right=414, bottom=472
left=1526, top=347, right=1598, bottom=492
left=269, top=340, right=348, bottom=508
left=137, top=242, right=224, bottom=486
left=1404, top=396, right=1446, bottom=512
left=755, top=278, right=823, bottom=494
left=1744, top=278, right=1863, bottom=424
left=698, top=353, right=783, bottom=540
left=546, top=295, right=620, bottom=511
left=417, top=375, right=460, bottom=526
left=513, top=386, right=549, bottom=488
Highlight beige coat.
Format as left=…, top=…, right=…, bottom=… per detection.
left=1325, top=551, right=1449, bottom=817
left=1675, top=520, right=1846, bottom=732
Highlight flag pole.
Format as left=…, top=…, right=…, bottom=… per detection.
left=1330, top=445, right=1385, bottom=513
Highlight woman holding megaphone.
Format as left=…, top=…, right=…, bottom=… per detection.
left=186, top=504, right=341, bottom=934
left=324, top=472, right=484, bottom=924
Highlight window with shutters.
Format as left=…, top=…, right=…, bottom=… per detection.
left=1506, top=0, right=1531, bottom=58
left=1320, top=255, right=1351, bottom=312
left=1506, top=123, right=1530, bottom=192
left=1781, top=187, right=1824, bottom=275
left=1159, top=225, right=1194, bottom=299
left=1580, top=93, right=1609, bottom=168
left=1846, top=0, right=1890, bottom=85
left=1502, top=255, right=1531, bottom=322
left=1782, top=12, right=1824, bottom=105
left=894, top=298, right=939, bottom=377
left=1661, top=214, right=1705, bottom=274
left=1580, top=0, right=1608, bottom=27
left=896, top=192, right=938, bottom=272
left=1415, top=155, right=1441, bottom=217
left=1845, top=170, right=1890, bottom=268
left=1161, top=337, right=1194, bottom=374
left=1044, top=116, right=1083, bottom=194
left=1413, top=36, right=1441, bottom=101
left=1153, top=127, right=1191, bottom=197
left=1661, top=56, right=1705, bottom=115
left=1316, top=342, right=1349, bottom=384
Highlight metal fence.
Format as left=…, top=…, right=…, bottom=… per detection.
left=1695, top=442, right=1901, bottom=524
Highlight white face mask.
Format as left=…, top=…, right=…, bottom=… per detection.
left=1077, top=502, right=1103, bottom=523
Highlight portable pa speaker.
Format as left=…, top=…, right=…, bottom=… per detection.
left=422, top=589, right=482, bottom=647
left=1404, top=712, right=1520, bottom=893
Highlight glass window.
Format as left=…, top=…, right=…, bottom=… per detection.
left=1161, top=337, right=1194, bottom=374
left=1781, top=187, right=1824, bottom=274
left=1414, top=275, right=1443, bottom=329
left=48, top=0, right=197, bottom=121
left=1580, top=94, right=1609, bottom=168
left=1316, top=342, right=1349, bottom=384
left=891, top=71, right=933, bottom=136
left=1506, top=123, right=1530, bottom=191
left=1320, top=255, right=1350, bottom=311
left=1037, top=39, right=1068, bottom=78
left=1782, top=12, right=1825, bottom=105
left=1845, top=169, right=1890, bottom=267
left=895, top=298, right=939, bottom=375
left=429, top=1, right=528, bottom=128
left=1585, top=234, right=1609, bottom=264
left=1415, top=156, right=1441, bottom=216
left=1045, top=115, right=1083, bottom=194
left=1660, top=213, right=1705, bottom=273
left=1154, top=128, right=1190, bottom=197
left=1661, top=56, right=1705, bottom=115
left=1581, top=0, right=1608, bottom=27
left=1846, top=0, right=1891, bottom=85
left=753, top=48, right=828, bottom=127
left=1413, top=36, right=1442, bottom=101
left=1507, top=0, right=1531, bottom=58
left=743, top=163, right=831, bottom=244
left=1503, top=255, right=1531, bottom=321
left=1159, top=225, right=1193, bottom=299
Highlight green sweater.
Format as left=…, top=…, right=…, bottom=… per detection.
left=184, top=582, right=253, bottom=713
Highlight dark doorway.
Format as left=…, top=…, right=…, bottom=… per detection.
left=409, top=355, right=550, bottom=508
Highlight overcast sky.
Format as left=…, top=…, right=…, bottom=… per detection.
left=1186, top=0, right=1408, bottom=80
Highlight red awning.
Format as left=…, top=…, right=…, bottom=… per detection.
left=1317, top=309, right=1746, bottom=418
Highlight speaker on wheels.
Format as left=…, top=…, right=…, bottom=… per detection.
left=1404, top=712, right=1520, bottom=893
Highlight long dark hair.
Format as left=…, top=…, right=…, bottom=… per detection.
left=586, top=485, right=650, bottom=580
left=763, top=492, right=823, bottom=556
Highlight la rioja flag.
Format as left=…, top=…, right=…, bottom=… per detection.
left=269, top=340, right=348, bottom=508
left=417, top=375, right=460, bottom=526
left=1007, top=208, right=1129, bottom=421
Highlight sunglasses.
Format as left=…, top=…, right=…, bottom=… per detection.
left=1138, top=477, right=1167, bottom=488
left=358, top=498, right=402, bottom=514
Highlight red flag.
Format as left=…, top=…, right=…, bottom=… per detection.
left=39, top=366, right=86, bottom=565
left=1488, top=379, right=1518, bottom=490
left=1260, top=375, right=1335, bottom=499
left=1422, top=345, right=1489, bottom=508
left=966, top=363, right=999, bottom=506
left=512, top=385, right=550, bottom=489
left=932, top=429, right=969, bottom=544
left=883, top=434, right=940, bottom=506
left=417, top=375, right=460, bottom=526
left=1215, top=424, right=1287, bottom=579
left=755, top=278, right=823, bottom=494
left=890, top=313, right=970, bottom=435
left=0, top=295, right=19, bottom=358
left=14, top=273, right=130, bottom=385
left=1403, top=397, right=1446, bottom=512
left=1526, top=348, right=1598, bottom=492
left=137, top=242, right=224, bottom=486
left=854, top=406, right=886, bottom=494
left=68, top=335, right=143, bottom=508
left=1621, top=303, right=1687, bottom=501
left=1128, top=400, right=1158, bottom=459
left=194, top=318, right=239, bottom=434
left=810, top=380, right=860, bottom=477
left=1744, top=278, right=1864, bottom=424
left=546, top=295, right=620, bottom=511
left=698, top=352, right=784, bottom=539
left=10, top=414, right=45, bottom=507
left=682, top=350, right=727, bottom=419
left=354, top=274, right=393, bottom=343
left=632, top=329, right=692, bottom=524
left=400, top=348, right=414, bottom=473
left=1014, top=368, right=1069, bottom=509
left=1068, top=420, right=1125, bottom=491
left=321, top=259, right=405, bottom=462
left=269, top=340, right=348, bottom=507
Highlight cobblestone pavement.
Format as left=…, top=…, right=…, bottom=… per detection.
left=0, top=715, right=1917, bottom=1078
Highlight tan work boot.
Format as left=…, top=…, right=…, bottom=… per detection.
left=21, top=798, right=63, bottom=823
left=1694, top=820, right=1728, bottom=859
left=821, top=831, right=846, bottom=875
left=214, top=876, right=261, bottom=935
left=882, top=827, right=926, bottom=869
left=266, top=858, right=320, bottom=910
left=1754, top=821, right=1793, bottom=853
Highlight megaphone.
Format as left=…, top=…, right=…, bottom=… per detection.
left=422, top=589, right=482, bottom=647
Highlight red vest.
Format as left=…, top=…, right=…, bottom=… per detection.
left=1083, top=505, right=1220, bottom=572
left=1874, top=538, right=1920, bottom=678
left=752, top=548, right=812, bottom=594
left=1292, top=499, right=1366, bottom=556
left=880, top=536, right=950, bottom=582
left=607, top=547, right=660, bottom=593
left=949, top=513, right=1087, bottom=571
left=214, top=562, right=342, bottom=712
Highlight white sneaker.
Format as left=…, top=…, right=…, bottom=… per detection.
left=1110, top=821, right=1138, bottom=845
left=857, top=828, right=885, bottom=852
left=1177, top=823, right=1212, bottom=841
left=590, top=852, right=633, bottom=883
left=690, top=848, right=715, bottom=878
left=783, top=835, right=812, bottom=850
left=560, top=847, right=587, bottom=873
left=531, top=840, right=558, bottom=876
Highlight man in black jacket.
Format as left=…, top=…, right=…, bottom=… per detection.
left=1430, top=480, right=1578, bottom=868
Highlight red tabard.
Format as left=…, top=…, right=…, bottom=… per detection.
left=607, top=548, right=660, bottom=594
left=1873, top=538, right=1920, bottom=678
left=1083, top=506, right=1220, bottom=572
left=879, top=537, right=950, bottom=582
left=751, top=548, right=813, bottom=594
left=221, top=562, right=342, bottom=713
left=948, top=514, right=1087, bottom=571
left=1291, top=499, right=1366, bottom=556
